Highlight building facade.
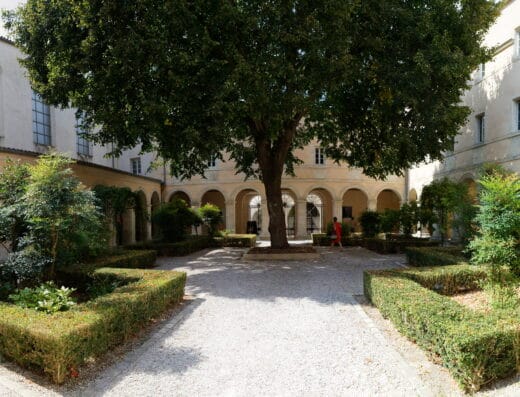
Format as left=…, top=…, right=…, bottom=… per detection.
left=409, top=0, right=520, bottom=200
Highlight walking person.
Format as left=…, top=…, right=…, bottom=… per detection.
left=330, top=216, right=342, bottom=248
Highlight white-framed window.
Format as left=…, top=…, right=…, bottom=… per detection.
left=76, top=117, right=92, bottom=157
left=315, top=147, right=324, bottom=165
left=476, top=113, right=485, bottom=143
left=131, top=157, right=142, bottom=175
left=32, top=90, right=51, bottom=145
left=207, top=156, right=217, bottom=168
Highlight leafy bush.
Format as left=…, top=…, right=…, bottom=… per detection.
left=380, top=209, right=400, bottom=234
left=325, top=221, right=350, bottom=237
left=125, top=237, right=214, bottom=256
left=9, top=282, right=76, bottom=314
left=215, top=234, right=257, bottom=248
left=199, top=204, right=223, bottom=237
left=152, top=199, right=199, bottom=242
left=363, top=237, right=438, bottom=254
left=399, top=201, right=420, bottom=237
left=406, top=246, right=467, bottom=267
left=359, top=211, right=381, bottom=238
left=364, top=266, right=515, bottom=392
left=0, top=267, right=186, bottom=384
left=420, top=178, right=475, bottom=244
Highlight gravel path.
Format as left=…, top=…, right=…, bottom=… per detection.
left=71, top=246, right=432, bottom=396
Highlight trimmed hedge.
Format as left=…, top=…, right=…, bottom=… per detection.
left=363, top=237, right=438, bottom=254
left=0, top=267, right=186, bottom=384
left=312, top=233, right=364, bottom=246
left=125, top=236, right=215, bottom=256
left=406, top=246, right=467, bottom=267
left=215, top=234, right=257, bottom=248
left=364, top=265, right=517, bottom=392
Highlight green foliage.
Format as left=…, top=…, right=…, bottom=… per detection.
left=215, top=234, right=257, bottom=248
left=151, top=199, right=199, bottom=242
left=92, top=185, right=137, bottom=245
left=469, top=172, right=520, bottom=276
left=406, top=247, right=468, bottom=267
left=86, top=278, right=126, bottom=300
left=359, top=211, right=381, bottom=238
left=364, top=266, right=515, bottom=392
left=199, top=204, right=223, bottom=237
left=0, top=267, right=186, bottom=384
left=420, top=178, right=475, bottom=244
left=0, top=159, right=29, bottom=252
left=9, top=282, right=76, bottom=314
left=380, top=209, right=400, bottom=234
left=363, top=237, right=438, bottom=254
left=5, top=0, right=499, bottom=248
left=325, top=221, right=350, bottom=237
left=125, top=237, right=215, bottom=257
left=399, top=201, right=420, bottom=237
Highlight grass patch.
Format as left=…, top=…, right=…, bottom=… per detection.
left=364, top=265, right=520, bottom=392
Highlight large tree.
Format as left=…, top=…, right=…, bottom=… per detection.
left=5, top=0, right=498, bottom=247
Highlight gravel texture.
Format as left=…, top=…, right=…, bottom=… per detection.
left=72, top=246, right=432, bottom=396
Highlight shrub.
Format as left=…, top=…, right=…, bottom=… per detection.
left=215, top=234, right=256, bottom=248
left=364, top=237, right=438, bottom=254
left=406, top=246, right=467, bottom=267
left=380, top=209, right=400, bottom=234
left=0, top=267, right=186, bottom=384
left=359, top=210, right=381, bottom=238
left=325, top=221, right=350, bottom=237
left=199, top=204, right=223, bottom=237
left=151, top=199, right=199, bottom=242
left=364, top=266, right=514, bottom=392
left=9, top=282, right=76, bottom=314
left=399, top=201, right=420, bottom=237
left=125, top=237, right=214, bottom=256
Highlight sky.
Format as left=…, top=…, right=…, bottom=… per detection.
left=0, top=0, right=23, bottom=37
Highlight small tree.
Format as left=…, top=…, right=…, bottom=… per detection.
left=199, top=204, right=223, bottom=237
left=400, top=202, right=420, bottom=237
left=380, top=209, right=400, bottom=235
left=420, top=178, right=474, bottom=244
left=469, top=172, right=520, bottom=277
left=359, top=211, right=381, bottom=238
left=152, top=199, right=199, bottom=242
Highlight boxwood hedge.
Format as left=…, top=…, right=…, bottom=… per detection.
left=0, top=267, right=186, bottom=384
left=405, top=246, right=468, bottom=267
left=125, top=236, right=215, bottom=256
left=364, top=265, right=518, bottom=392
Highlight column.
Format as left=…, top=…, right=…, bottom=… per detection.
left=296, top=199, right=308, bottom=239
left=225, top=201, right=235, bottom=233
left=260, top=197, right=269, bottom=239
left=334, top=200, right=343, bottom=220
left=146, top=204, right=152, bottom=241
left=368, top=198, right=377, bottom=211
left=122, top=208, right=135, bottom=245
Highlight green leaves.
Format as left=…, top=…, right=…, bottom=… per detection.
left=9, top=281, right=76, bottom=314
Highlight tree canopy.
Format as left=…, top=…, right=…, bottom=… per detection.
left=4, top=0, right=499, bottom=247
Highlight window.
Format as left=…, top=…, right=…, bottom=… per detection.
left=207, top=156, right=217, bottom=168
left=76, top=117, right=92, bottom=156
left=516, top=100, right=520, bottom=131
left=32, top=90, right=51, bottom=145
left=131, top=157, right=142, bottom=175
left=315, top=148, right=324, bottom=165
left=476, top=114, right=485, bottom=143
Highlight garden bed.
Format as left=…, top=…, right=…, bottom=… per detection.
left=363, top=264, right=520, bottom=392
left=125, top=236, right=215, bottom=256
left=405, top=246, right=468, bottom=267
left=244, top=246, right=319, bottom=260
left=0, top=267, right=186, bottom=384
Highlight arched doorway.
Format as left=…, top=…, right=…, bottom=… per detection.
left=134, top=191, right=148, bottom=242
left=169, top=191, right=191, bottom=206
left=342, top=188, right=368, bottom=232
left=201, top=189, right=226, bottom=231
left=150, top=191, right=160, bottom=239
left=306, top=188, right=333, bottom=234
left=408, top=188, right=418, bottom=203
left=377, top=189, right=401, bottom=212
left=234, top=189, right=262, bottom=234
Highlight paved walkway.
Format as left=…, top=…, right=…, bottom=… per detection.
left=69, top=246, right=432, bottom=396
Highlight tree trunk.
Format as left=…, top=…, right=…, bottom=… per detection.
left=263, top=174, right=289, bottom=248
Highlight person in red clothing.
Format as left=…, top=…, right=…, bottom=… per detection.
left=330, top=216, right=342, bottom=247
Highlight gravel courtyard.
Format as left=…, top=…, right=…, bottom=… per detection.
left=69, top=246, right=434, bottom=397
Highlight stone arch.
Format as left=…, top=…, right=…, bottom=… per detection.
left=235, top=188, right=262, bottom=234
left=342, top=188, right=369, bottom=232
left=201, top=189, right=226, bottom=230
left=134, top=190, right=148, bottom=242
left=408, top=188, right=418, bottom=203
left=150, top=191, right=160, bottom=239
left=377, top=189, right=401, bottom=212
left=306, top=187, right=333, bottom=234
left=169, top=190, right=191, bottom=206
